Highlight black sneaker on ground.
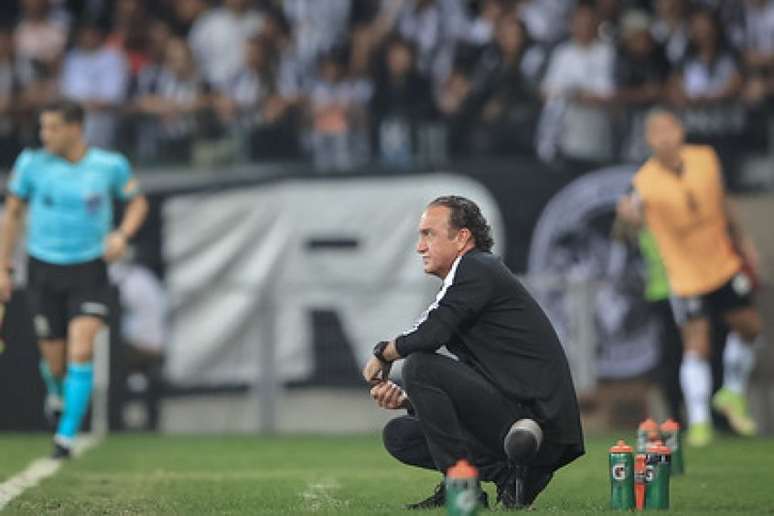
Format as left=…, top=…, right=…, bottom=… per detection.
left=496, top=465, right=554, bottom=510
left=51, top=441, right=71, bottom=460
left=405, top=481, right=490, bottom=510
left=495, top=466, right=527, bottom=510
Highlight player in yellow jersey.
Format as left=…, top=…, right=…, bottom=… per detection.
left=617, top=108, right=764, bottom=447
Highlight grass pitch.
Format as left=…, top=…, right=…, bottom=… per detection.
left=1, top=433, right=772, bottom=515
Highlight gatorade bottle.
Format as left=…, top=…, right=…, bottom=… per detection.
left=660, top=419, right=684, bottom=475
left=637, top=419, right=660, bottom=453
left=609, top=440, right=635, bottom=510
left=645, top=440, right=671, bottom=510
left=446, top=459, right=480, bottom=516
left=634, top=453, right=646, bottom=511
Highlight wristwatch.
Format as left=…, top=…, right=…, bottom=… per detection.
left=373, top=340, right=390, bottom=363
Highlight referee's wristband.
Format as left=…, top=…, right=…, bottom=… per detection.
left=373, top=340, right=390, bottom=363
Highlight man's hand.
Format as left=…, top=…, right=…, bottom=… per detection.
left=103, top=231, right=128, bottom=263
left=362, top=355, right=391, bottom=386
left=370, top=381, right=409, bottom=410
left=739, top=235, right=761, bottom=281
left=616, top=194, right=643, bottom=230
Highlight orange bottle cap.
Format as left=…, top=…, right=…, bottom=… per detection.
left=447, top=459, right=479, bottom=479
left=646, top=440, right=671, bottom=455
left=639, top=418, right=658, bottom=431
left=660, top=419, right=680, bottom=432
left=609, top=440, right=633, bottom=453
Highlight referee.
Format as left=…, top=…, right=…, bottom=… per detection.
left=363, top=196, right=584, bottom=510
left=0, top=100, right=148, bottom=458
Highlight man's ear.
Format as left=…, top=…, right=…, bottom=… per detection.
left=457, top=228, right=473, bottom=249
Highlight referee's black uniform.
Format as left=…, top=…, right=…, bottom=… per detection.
left=384, top=249, right=584, bottom=495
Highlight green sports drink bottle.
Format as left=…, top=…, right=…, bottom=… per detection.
left=446, top=460, right=480, bottom=516
left=645, top=440, right=671, bottom=510
left=609, top=440, right=635, bottom=510
left=660, top=419, right=684, bottom=475
left=637, top=418, right=660, bottom=453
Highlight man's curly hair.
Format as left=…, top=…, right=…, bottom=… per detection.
left=428, top=196, right=494, bottom=252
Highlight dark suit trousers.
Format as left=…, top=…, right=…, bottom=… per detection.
left=384, top=352, right=526, bottom=482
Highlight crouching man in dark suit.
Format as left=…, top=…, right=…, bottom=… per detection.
left=363, top=196, right=584, bottom=510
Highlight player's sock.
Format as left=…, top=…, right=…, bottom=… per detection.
left=56, top=362, right=94, bottom=442
left=39, top=360, right=64, bottom=398
left=680, top=350, right=711, bottom=426
left=722, top=332, right=759, bottom=395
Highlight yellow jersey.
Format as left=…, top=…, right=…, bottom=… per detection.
left=632, top=145, right=741, bottom=297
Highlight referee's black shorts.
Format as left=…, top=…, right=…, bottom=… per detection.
left=26, top=256, right=111, bottom=340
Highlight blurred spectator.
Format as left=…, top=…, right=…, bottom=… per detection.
left=60, top=20, right=129, bottom=149
left=539, top=4, right=615, bottom=170
left=436, top=62, right=475, bottom=155
left=740, top=0, right=774, bottom=105
left=667, top=9, right=745, bottom=184
left=131, top=18, right=174, bottom=90
left=260, top=8, right=306, bottom=118
left=650, top=0, right=689, bottom=65
left=614, top=10, right=671, bottom=161
left=161, top=0, right=208, bottom=36
left=188, top=0, right=264, bottom=90
left=133, top=37, right=212, bottom=163
left=595, top=0, right=623, bottom=43
left=214, top=33, right=299, bottom=160
left=458, top=0, right=507, bottom=48
left=370, top=0, right=468, bottom=87
left=309, top=50, right=372, bottom=173
left=517, top=0, right=575, bottom=46
left=283, top=0, right=351, bottom=70
left=0, top=28, right=21, bottom=167
left=214, top=35, right=276, bottom=139
left=106, top=0, right=152, bottom=80
left=370, top=36, right=435, bottom=167
left=465, top=15, right=545, bottom=156
left=13, top=0, right=68, bottom=86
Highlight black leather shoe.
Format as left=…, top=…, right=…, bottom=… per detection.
left=495, top=465, right=527, bottom=510
left=405, top=481, right=490, bottom=510
left=496, top=465, right=554, bottom=509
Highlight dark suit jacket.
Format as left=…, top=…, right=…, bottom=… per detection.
left=395, top=249, right=584, bottom=468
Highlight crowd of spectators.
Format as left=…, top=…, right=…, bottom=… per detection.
left=0, top=0, right=773, bottom=183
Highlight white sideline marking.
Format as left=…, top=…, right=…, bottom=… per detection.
left=301, top=479, right=348, bottom=512
left=0, top=435, right=102, bottom=512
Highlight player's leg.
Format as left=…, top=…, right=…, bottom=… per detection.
left=26, top=264, right=69, bottom=426
left=672, top=295, right=713, bottom=447
left=712, top=305, right=763, bottom=436
left=53, top=259, right=112, bottom=457
left=38, top=339, right=66, bottom=424
left=54, top=315, right=104, bottom=456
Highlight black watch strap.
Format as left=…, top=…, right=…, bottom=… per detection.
left=373, top=340, right=390, bottom=363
